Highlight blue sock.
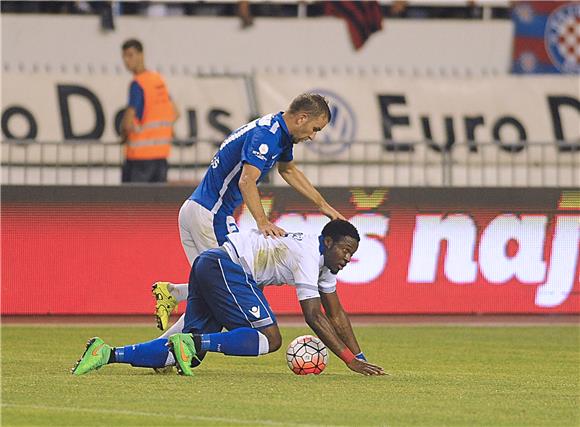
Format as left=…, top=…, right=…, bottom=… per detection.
left=113, top=338, right=170, bottom=368
left=199, top=328, right=265, bottom=356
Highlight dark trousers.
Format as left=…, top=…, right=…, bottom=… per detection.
left=122, top=159, right=168, bottom=183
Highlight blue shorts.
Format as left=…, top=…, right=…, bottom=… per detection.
left=183, top=248, right=277, bottom=334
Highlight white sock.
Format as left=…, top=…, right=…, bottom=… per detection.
left=158, top=314, right=185, bottom=339
left=257, top=331, right=270, bottom=355
left=164, top=351, right=175, bottom=366
left=169, top=283, right=189, bottom=302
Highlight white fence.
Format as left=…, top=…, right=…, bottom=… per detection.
left=3, top=139, right=579, bottom=187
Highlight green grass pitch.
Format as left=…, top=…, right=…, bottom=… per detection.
left=2, top=324, right=579, bottom=426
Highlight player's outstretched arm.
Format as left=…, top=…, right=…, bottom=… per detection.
left=345, top=357, right=386, bottom=376
left=320, top=291, right=386, bottom=372
left=277, top=161, right=346, bottom=220
left=320, top=291, right=362, bottom=355
left=239, top=163, right=286, bottom=237
left=300, top=297, right=385, bottom=376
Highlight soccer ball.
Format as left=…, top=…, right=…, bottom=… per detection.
left=286, top=335, right=328, bottom=375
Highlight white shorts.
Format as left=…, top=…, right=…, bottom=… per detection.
left=178, top=199, right=240, bottom=265
left=178, top=199, right=219, bottom=265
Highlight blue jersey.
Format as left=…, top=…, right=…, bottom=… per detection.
left=191, top=112, right=293, bottom=219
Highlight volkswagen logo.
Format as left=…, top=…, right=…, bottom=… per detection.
left=307, top=89, right=357, bottom=155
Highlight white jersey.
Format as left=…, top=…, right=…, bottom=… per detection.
left=223, top=230, right=337, bottom=301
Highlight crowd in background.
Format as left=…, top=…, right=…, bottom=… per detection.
left=0, top=1, right=510, bottom=22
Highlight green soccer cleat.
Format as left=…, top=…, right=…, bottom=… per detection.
left=71, top=337, right=112, bottom=376
left=152, top=282, right=178, bottom=331
left=168, top=333, right=199, bottom=377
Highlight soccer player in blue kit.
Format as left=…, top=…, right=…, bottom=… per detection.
left=152, top=93, right=345, bottom=337
left=72, top=220, right=385, bottom=376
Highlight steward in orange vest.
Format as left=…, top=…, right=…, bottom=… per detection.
left=121, top=39, right=178, bottom=183
left=125, top=71, right=175, bottom=161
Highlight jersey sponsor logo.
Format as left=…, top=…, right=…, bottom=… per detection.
left=306, top=89, right=357, bottom=155
left=249, top=306, right=261, bottom=318
left=269, top=121, right=280, bottom=134
left=210, top=154, right=220, bottom=169
left=259, top=144, right=269, bottom=155
left=545, top=3, right=580, bottom=73
left=252, top=150, right=267, bottom=161
left=286, top=232, right=304, bottom=241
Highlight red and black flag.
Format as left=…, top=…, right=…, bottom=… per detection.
left=324, top=1, right=383, bottom=50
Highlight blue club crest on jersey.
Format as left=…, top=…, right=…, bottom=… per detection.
left=307, top=89, right=357, bottom=155
left=545, top=3, right=580, bottom=73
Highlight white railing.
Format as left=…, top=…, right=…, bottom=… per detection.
left=2, top=139, right=579, bottom=187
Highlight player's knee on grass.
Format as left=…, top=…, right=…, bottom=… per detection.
left=260, top=325, right=282, bottom=353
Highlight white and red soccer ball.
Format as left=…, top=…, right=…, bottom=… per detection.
left=286, top=335, right=328, bottom=375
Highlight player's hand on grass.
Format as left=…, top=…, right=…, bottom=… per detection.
left=319, top=203, right=346, bottom=221
left=258, top=220, right=287, bottom=238
left=347, top=358, right=386, bottom=376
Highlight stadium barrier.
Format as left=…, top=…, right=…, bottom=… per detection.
left=2, top=185, right=578, bottom=315
left=3, top=73, right=579, bottom=186
left=3, top=139, right=579, bottom=187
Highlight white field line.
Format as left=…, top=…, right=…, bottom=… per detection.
left=1, top=403, right=342, bottom=427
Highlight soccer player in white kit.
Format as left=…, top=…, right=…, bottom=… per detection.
left=71, top=220, right=385, bottom=377
left=153, top=93, right=344, bottom=337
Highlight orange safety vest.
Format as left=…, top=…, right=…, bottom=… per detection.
left=126, top=71, right=175, bottom=160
